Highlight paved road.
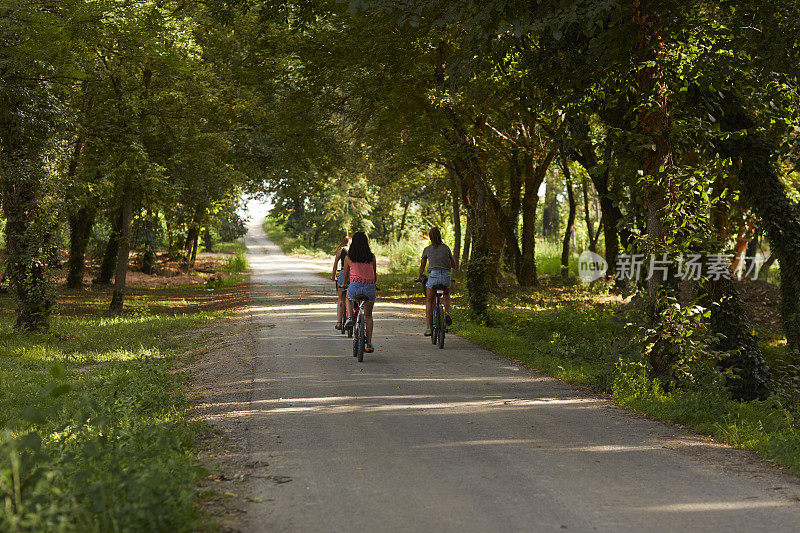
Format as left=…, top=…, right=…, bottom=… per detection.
left=213, top=217, right=800, bottom=532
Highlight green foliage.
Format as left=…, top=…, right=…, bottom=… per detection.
left=0, top=288, right=221, bottom=531
left=629, top=293, right=725, bottom=391
left=263, top=218, right=330, bottom=257
left=222, top=252, right=250, bottom=273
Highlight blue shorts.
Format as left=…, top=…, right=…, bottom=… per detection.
left=426, top=269, right=451, bottom=290
left=347, top=280, right=376, bottom=302
left=337, top=270, right=345, bottom=287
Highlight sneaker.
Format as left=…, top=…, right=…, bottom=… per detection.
left=445, top=313, right=452, bottom=326
left=424, top=329, right=432, bottom=337
left=365, top=344, right=374, bottom=353
left=335, top=323, right=342, bottom=330
left=344, top=319, right=353, bottom=329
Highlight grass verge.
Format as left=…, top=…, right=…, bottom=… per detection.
left=1, top=283, right=246, bottom=531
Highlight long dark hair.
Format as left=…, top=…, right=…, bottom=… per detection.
left=348, top=231, right=373, bottom=263
left=429, top=227, right=443, bottom=247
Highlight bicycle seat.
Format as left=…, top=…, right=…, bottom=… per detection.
left=353, top=294, right=370, bottom=301
left=431, top=284, right=448, bottom=291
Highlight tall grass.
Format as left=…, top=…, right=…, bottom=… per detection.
left=0, top=287, right=224, bottom=531
left=223, top=251, right=249, bottom=273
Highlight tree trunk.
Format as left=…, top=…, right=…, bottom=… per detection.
left=560, top=158, right=577, bottom=279
left=707, top=92, right=800, bottom=355
left=462, top=208, right=472, bottom=266
left=66, top=205, right=95, bottom=289
left=185, top=225, right=200, bottom=271
left=582, top=176, right=598, bottom=253
left=96, top=209, right=123, bottom=284
left=707, top=200, right=771, bottom=400
left=436, top=41, right=490, bottom=319
left=505, top=150, right=523, bottom=274
left=397, top=201, right=410, bottom=241
left=109, top=184, right=134, bottom=314
left=570, top=118, right=630, bottom=276
left=190, top=228, right=200, bottom=268
left=519, top=147, right=558, bottom=286
left=449, top=168, right=461, bottom=269
left=708, top=276, right=771, bottom=400
left=633, top=0, right=675, bottom=378
left=1, top=157, right=54, bottom=331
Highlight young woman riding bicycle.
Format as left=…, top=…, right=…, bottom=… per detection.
left=331, top=235, right=350, bottom=331
left=415, top=227, right=456, bottom=336
left=342, top=231, right=377, bottom=353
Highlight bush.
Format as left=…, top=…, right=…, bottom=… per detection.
left=217, top=213, right=249, bottom=242
left=223, top=252, right=249, bottom=273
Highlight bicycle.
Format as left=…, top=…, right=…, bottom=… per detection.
left=415, top=277, right=449, bottom=349
left=335, top=273, right=346, bottom=335
left=350, top=294, right=369, bottom=362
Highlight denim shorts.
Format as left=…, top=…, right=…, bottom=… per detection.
left=337, top=270, right=345, bottom=287
left=426, top=269, right=451, bottom=290
left=347, top=280, right=376, bottom=302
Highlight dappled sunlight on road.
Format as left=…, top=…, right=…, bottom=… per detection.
left=190, top=213, right=800, bottom=533
left=634, top=501, right=794, bottom=512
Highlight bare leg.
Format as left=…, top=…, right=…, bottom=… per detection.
left=336, top=287, right=345, bottom=326
left=346, top=298, right=354, bottom=324
left=425, top=288, right=434, bottom=330
left=365, top=301, right=375, bottom=344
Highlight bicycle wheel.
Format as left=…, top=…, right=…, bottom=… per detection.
left=357, top=313, right=366, bottom=362
left=347, top=317, right=353, bottom=338
left=431, top=303, right=439, bottom=345
left=437, top=304, right=445, bottom=349
left=352, top=314, right=359, bottom=357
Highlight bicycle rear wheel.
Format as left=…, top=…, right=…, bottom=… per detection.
left=437, top=304, right=445, bottom=349
left=431, top=304, right=438, bottom=345
left=352, top=316, right=359, bottom=357
left=357, top=314, right=366, bottom=362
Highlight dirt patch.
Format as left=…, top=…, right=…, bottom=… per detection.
left=57, top=281, right=249, bottom=318
left=185, top=310, right=258, bottom=531
left=51, top=251, right=238, bottom=289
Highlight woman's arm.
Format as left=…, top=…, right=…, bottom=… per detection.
left=342, top=257, right=351, bottom=283
left=417, top=257, right=427, bottom=280
left=331, top=246, right=341, bottom=280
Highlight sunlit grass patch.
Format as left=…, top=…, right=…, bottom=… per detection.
left=0, top=284, right=239, bottom=531
left=214, top=239, right=247, bottom=255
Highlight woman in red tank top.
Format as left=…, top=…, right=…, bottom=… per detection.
left=342, top=231, right=377, bottom=353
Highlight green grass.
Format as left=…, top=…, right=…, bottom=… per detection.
left=263, top=219, right=329, bottom=257
left=213, top=239, right=247, bottom=255
left=221, top=252, right=249, bottom=273
left=0, top=285, right=234, bottom=532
